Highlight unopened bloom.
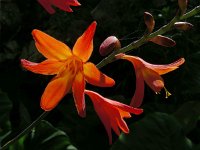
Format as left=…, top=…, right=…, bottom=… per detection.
left=85, top=90, right=143, bottom=144
left=116, top=53, right=185, bottom=107
left=38, top=0, right=81, bottom=14
left=21, top=22, right=115, bottom=117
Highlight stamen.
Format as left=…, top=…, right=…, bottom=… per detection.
left=163, top=87, right=171, bottom=98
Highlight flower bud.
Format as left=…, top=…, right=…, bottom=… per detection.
left=149, top=35, right=176, bottom=47
left=99, top=36, right=121, bottom=56
left=174, top=22, right=193, bottom=31
left=144, top=12, right=155, bottom=33
left=178, top=0, right=188, bottom=15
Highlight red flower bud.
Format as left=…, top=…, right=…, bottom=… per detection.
left=174, top=22, right=193, bottom=31
left=144, top=12, right=155, bottom=33
left=149, top=35, right=176, bottom=47
left=178, top=0, right=188, bottom=15
left=99, top=36, right=121, bottom=56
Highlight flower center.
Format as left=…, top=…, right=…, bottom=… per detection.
left=64, top=56, right=83, bottom=76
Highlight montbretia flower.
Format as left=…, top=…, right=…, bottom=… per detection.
left=85, top=90, right=143, bottom=144
left=21, top=22, right=115, bottom=117
left=38, top=0, right=81, bottom=14
left=116, top=54, right=185, bottom=108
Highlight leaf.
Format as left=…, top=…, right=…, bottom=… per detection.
left=111, top=112, right=193, bottom=150
left=24, top=120, right=77, bottom=150
left=0, top=90, right=12, bottom=147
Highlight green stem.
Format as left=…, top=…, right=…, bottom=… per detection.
left=1, top=111, right=49, bottom=150
left=96, top=5, right=200, bottom=69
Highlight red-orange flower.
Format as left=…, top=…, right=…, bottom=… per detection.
left=38, top=0, right=81, bottom=14
left=85, top=90, right=143, bottom=144
left=21, top=22, right=115, bottom=117
left=116, top=54, right=185, bottom=108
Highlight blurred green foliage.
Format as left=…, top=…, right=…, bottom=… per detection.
left=0, top=0, right=200, bottom=149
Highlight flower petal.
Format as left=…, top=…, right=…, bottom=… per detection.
left=32, top=29, right=72, bottom=60
left=130, top=71, right=145, bottom=108
left=85, top=90, right=113, bottom=144
left=83, top=62, right=115, bottom=87
left=21, top=59, right=64, bottom=75
left=142, top=68, right=164, bottom=92
left=40, top=69, right=75, bottom=111
left=144, top=58, right=185, bottom=75
left=72, top=21, right=97, bottom=62
left=105, top=98, right=144, bottom=115
left=72, top=71, right=86, bottom=117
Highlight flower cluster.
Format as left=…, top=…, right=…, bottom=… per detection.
left=21, top=0, right=188, bottom=144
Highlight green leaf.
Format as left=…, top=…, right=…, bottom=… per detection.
left=0, top=90, right=12, bottom=125
left=0, top=90, right=12, bottom=147
left=24, top=120, right=77, bottom=150
left=111, top=112, right=193, bottom=150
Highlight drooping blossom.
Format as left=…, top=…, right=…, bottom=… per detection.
left=38, top=0, right=81, bottom=14
left=85, top=90, right=143, bottom=144
left=116, top=53, right=185, bottom=108
left=21, top=22, right=115, bottom=117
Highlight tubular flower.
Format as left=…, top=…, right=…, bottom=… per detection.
left=21, top=22, right=115, bottom=117
left=116, top=53, right=185, bottom=108
left=38, top=0, right=81, bottom=14
left=85, top=90, right=143, bottom=144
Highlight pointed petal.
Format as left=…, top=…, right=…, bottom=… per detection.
left=40, top=69, right=75, bottom=111
left=105, top=98, right=143, bottom=115
left=72, top=71, right=86, bottom=117
left=85, top=90, right=112, bottom=144
left=51, top=0, right=73, bottom=12
left=144, top=58, right=185, bottom=75
left=142, top=68, right=164, bottom=92
left=83, top=62, right=115, bottom=87
left=130, top=71, right=145, bottom=107
left=73, top=22, right=97, bottom=62
left=38, top=0, right=55, bottom=14
left=32, top=29, right=72, bottom=60
left=21, top=59, right=64, bottom=75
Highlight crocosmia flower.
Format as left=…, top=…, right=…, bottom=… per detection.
left=38, top=0, right=81, bottom=14
left=21, top=22, right=115, bottom=117
left=116, top=53, right=185, bottom=108
left=85, top=90, right=143, bottom=144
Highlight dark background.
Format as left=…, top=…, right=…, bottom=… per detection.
left=0, top=0, right=200, bottom=150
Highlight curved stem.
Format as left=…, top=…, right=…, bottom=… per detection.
left=1, top=111, right=49, bottom=150
left=96, top=5, right=200, bottom=69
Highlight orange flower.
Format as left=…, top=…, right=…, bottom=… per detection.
left=85, top=90, right=143, bottom=144
left=21, top=22, right=115, bottom=117
left=116, top=54, right=185, bottom=108
left=38, top=0, right=81, bottom=14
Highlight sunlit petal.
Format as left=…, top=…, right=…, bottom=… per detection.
left=85, top=90, right=143, bottom=144
left=40, top=69, right=75, bottom=111
left=83, top=62, right=115, bottom=87
left=144, top=58, right=185, bottom=75
left=72, top=71, right=86, bottom=117
left=32, top=29, right=72, bottom=60
left=73, top=21, right=97, bottom=62
left=21, top=59, right=64, bottom=75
